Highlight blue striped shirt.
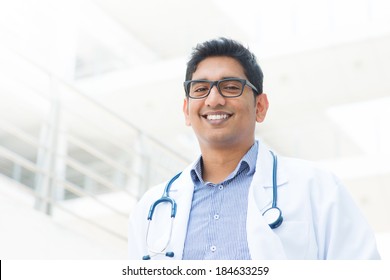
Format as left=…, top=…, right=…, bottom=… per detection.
left=182, top=141, right=258, bottom=260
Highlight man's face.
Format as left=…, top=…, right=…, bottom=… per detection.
left=183, top=56, right=268, bottom=150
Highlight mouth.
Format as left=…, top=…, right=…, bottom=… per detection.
left=201, top=112, right=233, bottom=122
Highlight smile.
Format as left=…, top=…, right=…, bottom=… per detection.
left=206, top=114, right=229, bottom=120
left=202, top=112, right=233, bottom=122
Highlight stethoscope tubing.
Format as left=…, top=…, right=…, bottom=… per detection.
left=147, top=172, right=182, bottom=220
left=270, top=150, right=278, bottom=208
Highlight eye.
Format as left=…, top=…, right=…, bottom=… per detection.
left=194, top=86, right=209, bottom=92
left=220, top=81, right=242, bottom=93
left=223, top=85, right=240, bottom=90
left=191, top=82, right=210, bottom=94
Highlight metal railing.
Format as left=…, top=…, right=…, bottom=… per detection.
left=0, top=47, right=190, bottom=242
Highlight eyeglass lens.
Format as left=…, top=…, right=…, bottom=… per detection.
left=188, top=79, right=244, bottom=98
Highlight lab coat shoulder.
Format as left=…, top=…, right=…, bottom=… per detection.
left=128, top=165, right=195, bottom=260
left=278, top=156, right=381, bottom=259
left=281, top=156, right=342, bottom=196
left=128, top=182, right=166, bottom=260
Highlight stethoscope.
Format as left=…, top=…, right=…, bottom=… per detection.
left=142, top=151, right=283, bottom=260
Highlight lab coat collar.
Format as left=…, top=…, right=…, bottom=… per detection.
left=163, top=163, right=195, bottom=260
left=249, top=141, right=289, bottom=215
left=246, top=141, right=289, bottom=259
left=255, top=141, right=288, bottom=188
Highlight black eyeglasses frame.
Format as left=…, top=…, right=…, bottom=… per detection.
left=183, top=78, right=259, bottom=99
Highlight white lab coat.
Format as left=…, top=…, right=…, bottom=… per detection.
left=128, top=142, right=380, bottom=260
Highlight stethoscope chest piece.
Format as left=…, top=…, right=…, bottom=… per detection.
left=262, top=206, right=283, bottom=229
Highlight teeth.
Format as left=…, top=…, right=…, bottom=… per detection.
left=207, top=114, right=229, bottom=120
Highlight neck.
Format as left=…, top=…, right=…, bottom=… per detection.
left=200, top=140, right=254, bottom=184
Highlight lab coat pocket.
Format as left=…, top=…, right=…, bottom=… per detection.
left=273, top=221, right=311, bottom=259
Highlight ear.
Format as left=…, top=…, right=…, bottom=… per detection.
left=255, top=93, right=269, bottom=123
left=183, top=98, right=191, bottom=126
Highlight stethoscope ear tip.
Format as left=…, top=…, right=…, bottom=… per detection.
left=142, top=255, right=151, bottom=260
left=165, top=252, right=174, bottom=258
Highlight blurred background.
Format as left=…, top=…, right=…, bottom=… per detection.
left=0, top=0, right=389, bottom=259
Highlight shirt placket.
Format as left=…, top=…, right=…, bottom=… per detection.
left=205, top=182, right=225, bottom=259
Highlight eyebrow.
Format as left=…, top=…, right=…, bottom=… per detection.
left=192, top=76, right=245, bottom=81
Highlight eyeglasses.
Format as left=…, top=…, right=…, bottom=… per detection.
left=183, top=78, right=259, bottom=99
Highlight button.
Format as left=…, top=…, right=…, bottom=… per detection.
left=210, top=245, right=217, bottom=252
left=218, top=185, right=224, bottom=190
left=214, top=214, right=220, bottom=220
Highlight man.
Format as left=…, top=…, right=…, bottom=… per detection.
left=128, top=37, right=380, bottom=260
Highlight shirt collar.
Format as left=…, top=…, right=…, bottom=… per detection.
left=190, top=141, right=258, bottom=185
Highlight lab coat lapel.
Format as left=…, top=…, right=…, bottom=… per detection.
left=246, top=142, right=288, bottom=259
left=165, top=165, right=195, bottom=260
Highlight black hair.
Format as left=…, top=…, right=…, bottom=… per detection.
left=185, top=37, right=263, bottom=95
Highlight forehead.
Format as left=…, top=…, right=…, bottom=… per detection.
left=192, top=56, right=246, bottom=80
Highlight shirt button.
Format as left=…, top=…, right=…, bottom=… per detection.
left=218, top=185, right=224, bottom=190
left=214, top=214, right=220, bottom=220
left=210, top=245, right=217, bottom=252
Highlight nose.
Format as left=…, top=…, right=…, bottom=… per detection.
left=205, top=84, right=226, bottom=107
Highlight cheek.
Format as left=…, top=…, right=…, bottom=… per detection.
left=185, top=111, right=192, bottom=126
left=242, top=99, right=257, bottom=115
left=242, top=102, right=259, bottom=124
left=184, top=100, right=201, bottom=126
left=183, top=99, right=191, bottom=126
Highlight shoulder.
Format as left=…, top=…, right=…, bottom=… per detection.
left=131, top=162, right=196, bottom=216
left=255, top=141, right=343, bottom=194
left=281, top=156, right=338, bottom=180
left=134, top=182, right=166, bottom=209
left=278, top=155, right=345, bottom=196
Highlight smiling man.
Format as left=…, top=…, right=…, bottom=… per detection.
left=128, top=37, right=380, bottom=260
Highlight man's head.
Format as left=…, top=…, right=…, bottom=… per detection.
left=185, top=37, right=263, bottom=96
left=182, top=38, right=269, bottom=151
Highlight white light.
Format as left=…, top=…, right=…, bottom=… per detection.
left=327, top=97, right=390, bottom=156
